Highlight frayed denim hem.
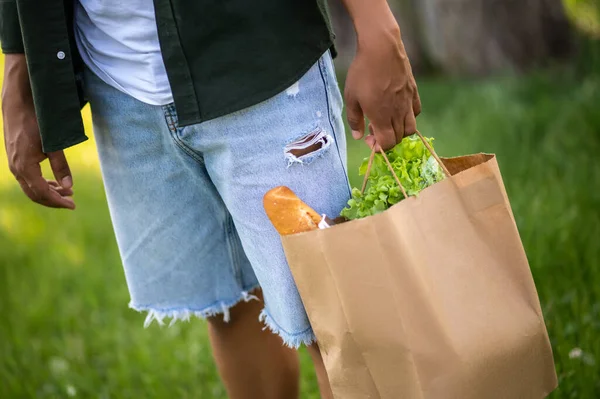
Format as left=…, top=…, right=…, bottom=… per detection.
left=259, top=308, right=316, bottom=349
left=130, top=285, right=261, bottom=327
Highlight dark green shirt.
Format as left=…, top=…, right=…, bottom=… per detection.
left=0, top=0, right=335, bottom=152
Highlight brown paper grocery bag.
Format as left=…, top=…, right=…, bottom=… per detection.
left=281, top=145, right=558, bottom=398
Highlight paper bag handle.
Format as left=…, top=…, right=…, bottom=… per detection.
left=360, top=131, right=451, bottom=197
left=415, top=131, right=451, bottom=177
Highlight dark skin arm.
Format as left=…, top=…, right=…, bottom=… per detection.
left=2, top=54, right=75, bottom=209
left=341, top=0, right=421, bottom=150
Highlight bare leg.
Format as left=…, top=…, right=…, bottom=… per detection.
left=207, top=290, right=300, bottom=399
left=307, top=343, right=334, bottom=399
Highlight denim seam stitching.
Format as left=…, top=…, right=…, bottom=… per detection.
left=260, top=308, right=314, bottom=337
left=318, top=58, right=352, bottom=196
left=162, top=104, right=206, bottom=165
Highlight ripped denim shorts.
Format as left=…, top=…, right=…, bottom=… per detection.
left=84, top=50, right=351, bottom=347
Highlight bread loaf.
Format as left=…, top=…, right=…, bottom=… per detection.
left=263, top=186, right=322, bottom=235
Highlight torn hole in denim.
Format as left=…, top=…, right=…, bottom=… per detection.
left=284, top=128, right=333, bottom=166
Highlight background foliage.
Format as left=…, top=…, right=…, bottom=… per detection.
left=1, top=3, right=599, bottom=398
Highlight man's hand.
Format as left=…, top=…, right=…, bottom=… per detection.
left=342, top=0, right=421, bottom=150
left=2, top=54, right=75, bottom=209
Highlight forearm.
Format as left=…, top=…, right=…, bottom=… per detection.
left=2, top=54, right=33, bottom=109
left=340, top=0, right=401, bottom=45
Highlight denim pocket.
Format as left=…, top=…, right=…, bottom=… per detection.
left=162, top=103, right=180, bottom=136
left=162, top=103, right=205, bottom=164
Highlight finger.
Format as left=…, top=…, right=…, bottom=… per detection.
left=18, top=178, right=74, bottom=208
left=17, top=177, right=39, bottom=202
left=30, top=176, right=75, bottom=209
left=365, top=135, right=379, bottom=151
left=404, top=111, right=418, bottom=138
left=21, top=165, right=75, bottom=209
left=370, top=123, right=396, bottom=151
left=48, top=150, right=73, bottom=189
left=344, top=93, right=366, bottom=140
left=413, top=92, right=422, bottom=117
left=48, top=180, right=74, bottom=196
left=365, top=125, right=381, bottom=152
left=392, top=115, right=405, bottom=144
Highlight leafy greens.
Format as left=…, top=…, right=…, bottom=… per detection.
left=340, top=136, right=445, bottom=220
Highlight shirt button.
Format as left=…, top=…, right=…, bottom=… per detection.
left=57, top=51, right=66, bottom=60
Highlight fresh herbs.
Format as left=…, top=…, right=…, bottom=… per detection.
left=340, top=136, right=445, bottom=220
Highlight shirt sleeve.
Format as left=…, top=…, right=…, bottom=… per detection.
left=0, top=0, right=25, bottom=54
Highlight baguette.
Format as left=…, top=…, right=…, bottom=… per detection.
left=263, top=186, right=322, bottom=235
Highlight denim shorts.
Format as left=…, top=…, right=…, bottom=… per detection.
left=84, top=51, right=351, bottom=347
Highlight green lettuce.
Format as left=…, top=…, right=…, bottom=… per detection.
left=340, top=136, right=445, bottom=220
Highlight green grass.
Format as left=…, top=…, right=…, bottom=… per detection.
left=1, top=56, right=600, bottom=397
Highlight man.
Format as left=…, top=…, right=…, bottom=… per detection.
left=1, top=0, right=420, bottom=397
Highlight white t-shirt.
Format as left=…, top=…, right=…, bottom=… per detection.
left=74, top=0, right=174, bottom=105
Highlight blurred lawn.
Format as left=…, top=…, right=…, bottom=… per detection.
left=1, top=52, right=600, bottom=398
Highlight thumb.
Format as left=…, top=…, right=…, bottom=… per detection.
left=48, top=150, right=73, bottom=189
left=345, top=95, right=365, bottom=140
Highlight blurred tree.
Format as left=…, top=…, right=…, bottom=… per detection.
left=418, top=0, right=574, bottom=75
left=328, top=0, right=575, bottom=76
